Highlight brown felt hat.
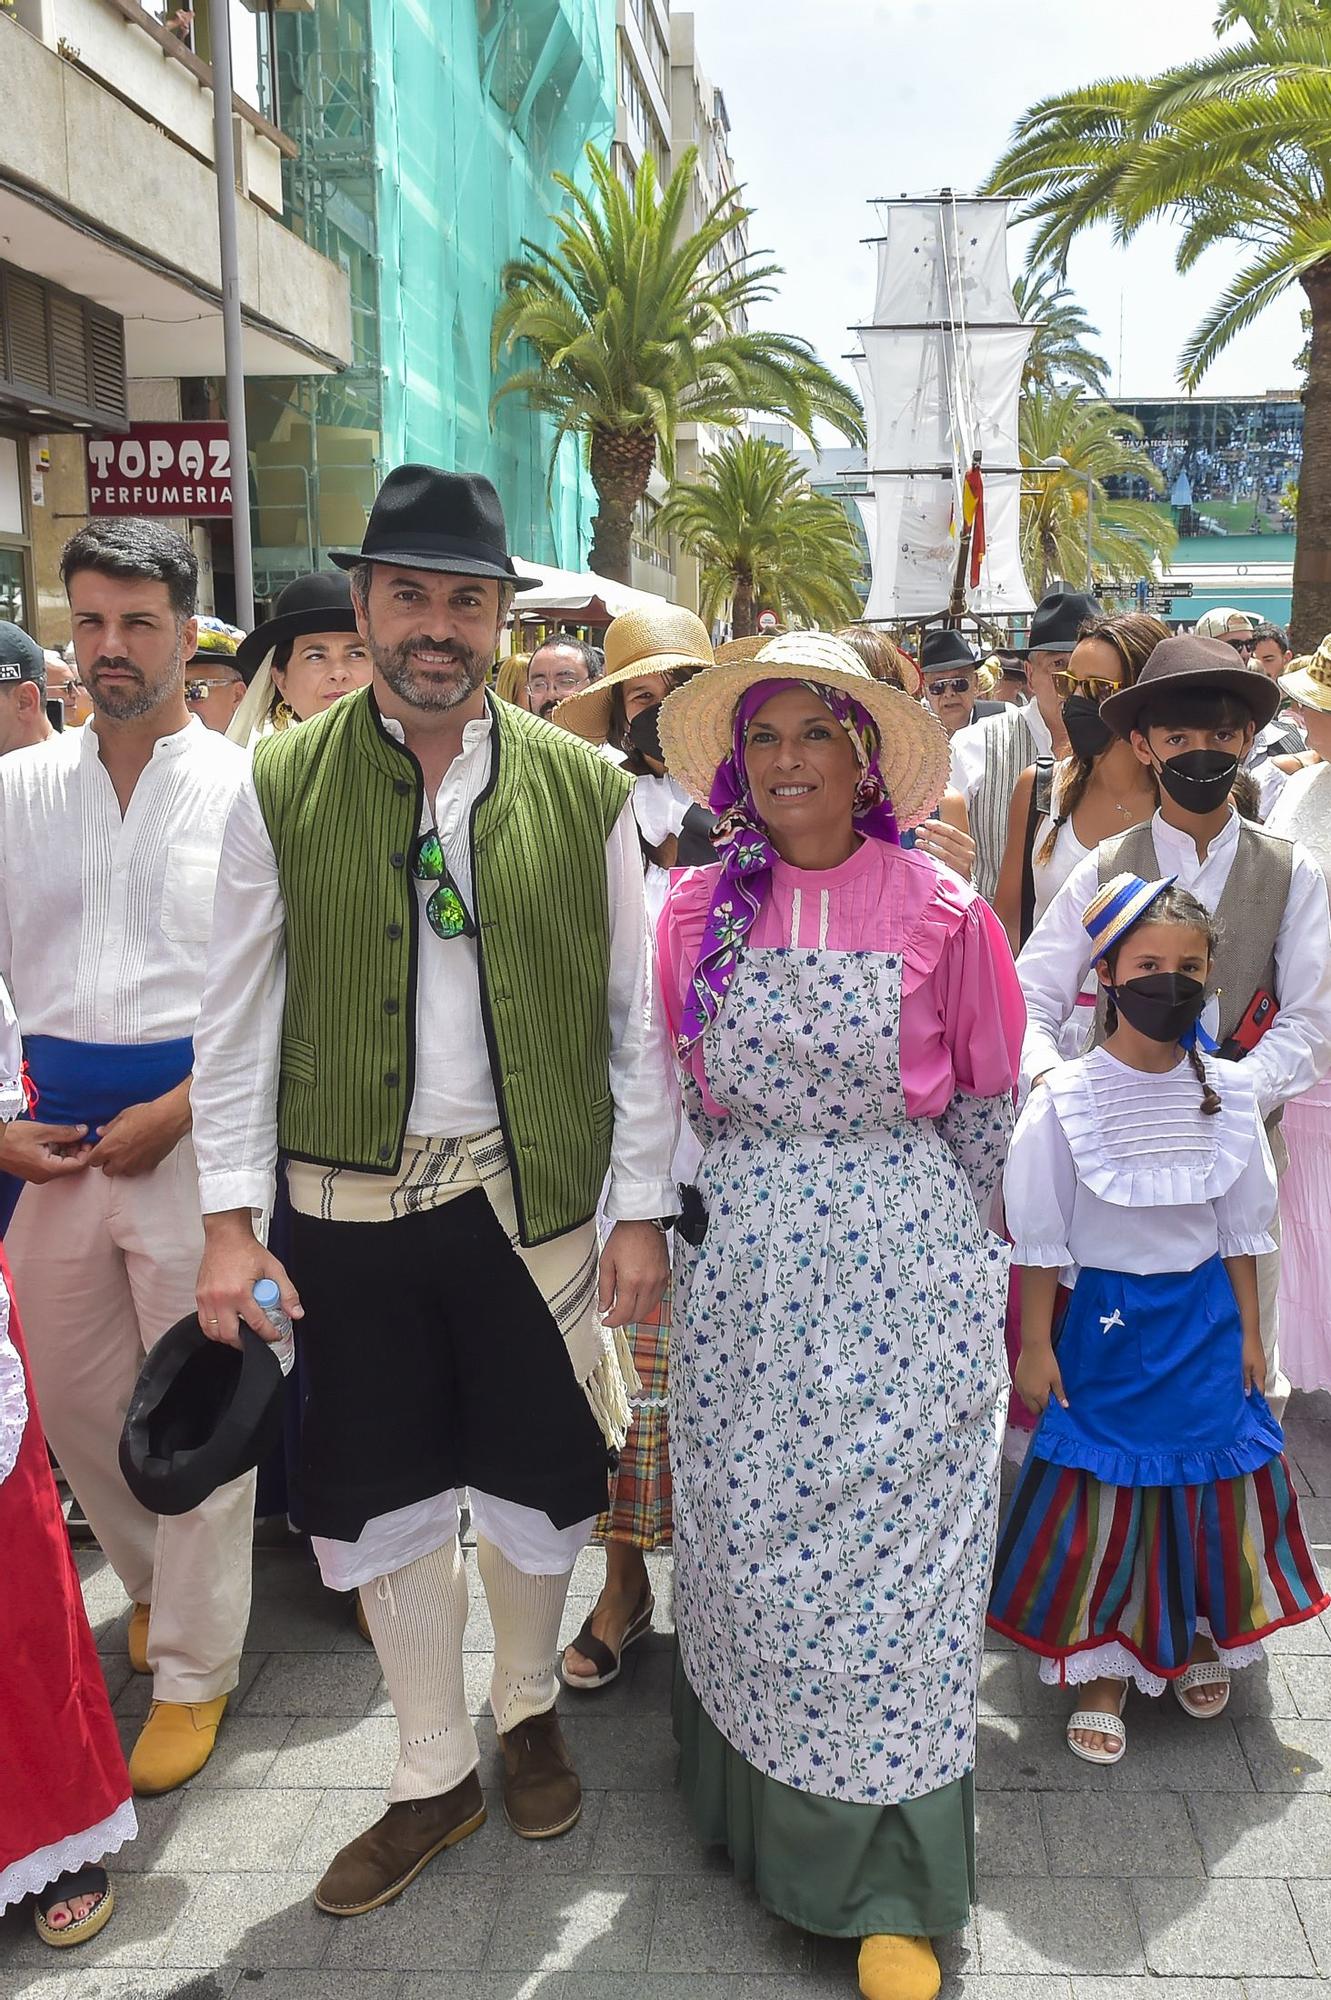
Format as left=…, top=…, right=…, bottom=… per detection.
left=1099, top=634, right=1281, bottom=739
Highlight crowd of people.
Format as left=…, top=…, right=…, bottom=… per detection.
left=3, top=463, right=1331, bottom=2000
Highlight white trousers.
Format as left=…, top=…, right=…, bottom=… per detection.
left=6, top=1136, right=254, bottom=1701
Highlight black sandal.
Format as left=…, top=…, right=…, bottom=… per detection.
left=560, top=1586, right=654, bottom=1690
left=34, top=1865, right=114, bottom=1949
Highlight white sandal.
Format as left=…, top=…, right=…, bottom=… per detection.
left=1173, top=1657, right=1231, bottom=1719
left=1066, top=1681, right=1128, bottom=1765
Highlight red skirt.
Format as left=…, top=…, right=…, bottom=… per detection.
left=0, top=1247, right=134, bottom=1908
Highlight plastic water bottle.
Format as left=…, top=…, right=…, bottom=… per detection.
left=252, top=1278, right=295, bottom=1377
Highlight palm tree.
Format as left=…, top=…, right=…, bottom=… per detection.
left=984, top=0, right=1331, bottom=646
left=1021, top=388, right=1177, bottom=598
left=1013, top=268, right=1110, bottom=395
left=658, top=437, right=864, bottom=638
left=491, top=146, right=864, bottom=584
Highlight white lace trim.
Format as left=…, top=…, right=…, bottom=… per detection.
left=1038, top=1627, right=1266, bottom=1700
left=0, top=1076, right=24, bottom=1122
left=0, top=1797, right=137, bottom=1912
left=0, top=1276, right=28, bottom=1487
left=1046, top=1049, right=1259, bottom=1207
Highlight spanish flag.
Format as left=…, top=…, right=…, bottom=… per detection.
left=962, top=464, right=986, bottom=589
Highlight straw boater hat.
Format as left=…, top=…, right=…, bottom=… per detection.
left=1081, top=872, right=1178, bottom=964
left=714, top=634, right=776, bottom=664
left=1279, top=634, right=1331, bottom=713
left=553, top=605, right=714, bottom=743
left=658, top=629, right=950, bottom=829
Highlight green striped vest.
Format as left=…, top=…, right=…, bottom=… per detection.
left=252, top=688, right=631, bottom=1245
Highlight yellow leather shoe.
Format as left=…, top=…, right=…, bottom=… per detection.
left=128, top=1696, right=228, bottom=1795
left=128, top=1602, right=151, bottom=1675
left=858, top=1934, right=941, bottom=2000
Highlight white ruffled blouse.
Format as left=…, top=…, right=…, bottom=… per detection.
left=1004, top=1045, right=1278, bottom=1277
left=0, top=971, right=26, bottom=1486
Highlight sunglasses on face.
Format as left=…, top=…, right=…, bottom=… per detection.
left=1051, top=671, right=1121, bottom=701
left=926, top=677, right=973, bottom=696
left=185, top=678, right=235, bottom=700
left=1225, top=637, right=1255, bottom=656
left=412, top=828, right=476, bottom=940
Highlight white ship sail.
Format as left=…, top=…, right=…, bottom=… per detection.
left=853, top=195, right=1035, bottom=622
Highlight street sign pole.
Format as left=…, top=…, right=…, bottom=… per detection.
left=210, top=3, right=255, bottom=629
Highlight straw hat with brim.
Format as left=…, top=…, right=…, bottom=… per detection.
left=1082, top=872, right=1178, bottom=965
left=658, top=630, right=950, bottom=829
left=714, top=635, right=774, bottom=664
left=553, top=605, right=714, bottom=744
left=1099, top=633, right=1281, bottom=740
left=1280, top=635, right=1331, bottom=713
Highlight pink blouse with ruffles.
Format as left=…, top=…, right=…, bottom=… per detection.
left=658, top=837, right=1026, bottom=1119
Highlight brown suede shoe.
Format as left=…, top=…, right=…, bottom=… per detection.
left=313, top=1771, right=486, bottom=1916
left=499, top=1706, right=581, bottom=1839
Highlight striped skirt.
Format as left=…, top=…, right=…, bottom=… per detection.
left=988, top=1453, right=1328, bottom=1683
left=594, top=1277, right=672, bottom=1551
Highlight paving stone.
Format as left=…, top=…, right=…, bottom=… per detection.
left=1289, top=1878, right=1331, bottom=1976
left=1039, top=1792, right=1204, bottom=1877
left=58, top=1976, right=240, bottom=1999
left=322, top=1872, right=502, bottom=1971
left=1236, top=1715, right=1331, bottom=1790
left=974, top=1794, right=1047, bottom=1879
left=151, top=1791, right=320, bottom=1874
left=978, top=1652, right=1028, bottom=1716
left=262, top=1717, right=400, bottom=1790
left=1262, top=1611, right=1330, bottom=1655
left=485, top=1875, right=658, bottom=1973
left=184, top=1718, right=296, bottom=1792
left=1189, top=1788, right=1331, bottom=1876
left=402, top=1980, right=567, bottom=2000
left=227, top=1978, right=401, bottom=2000
left=242, top=1593, right=348, bottom=1654
left=560, top=1981, right=849, bottom=2000
left=1276, top=1654, right=1331, bottom=1719
left=977, top=1880, right=1144, bottom=1975
left=1134, top=1879, right=1313, bottom=1977
left=1212, top=1659, right=1297, bottom=1719
left=160, top=1871, right=328, bottom=1970
left=648, top=1875, right=810, bottom=1975
left=976, top=1719, right=1115, bottom=1793
left=1070, top=1983, right=1242, bottom=2000
left=946, top=1984, right=1073, bottom=2000
left=557, top=1713, right=679, bottom=1792
left=241, top=1653, right=383, bottom=1718
left=590, top=1787, right=727, bottom=1875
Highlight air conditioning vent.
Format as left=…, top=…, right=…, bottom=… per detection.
left=0, top=263, right=127, bottom=432
left=88, top=312, right=128, bottom=423
left=50, top=293, right=90, bottom=406
left=5, top=271, right=52, bottom=395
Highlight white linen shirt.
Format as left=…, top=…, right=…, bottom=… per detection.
left=0, top=719, right=245, bottom=1043
left=1017, top=807, right=1331, bottom=1116
left=1004, top=1047, right=1278, bottom=1278
left=191, top=705, right=678, bottom=1223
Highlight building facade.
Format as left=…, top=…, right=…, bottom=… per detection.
left=1, top=0, right=352, bottom=640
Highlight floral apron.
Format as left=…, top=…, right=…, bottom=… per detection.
left=672, top=947, right=1009, bottom=1806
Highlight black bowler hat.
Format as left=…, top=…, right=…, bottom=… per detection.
left=1101, top=634, right=1280, bottom=740
left=119, top=1317, right=285, bottom=1517
left=920, top=629, right=978, bottom=674
left=1025, top=587, right=1103, bottom=655
left=233, top=571, right=359, bottom=684
left=330, top=465, right=540, bottom=591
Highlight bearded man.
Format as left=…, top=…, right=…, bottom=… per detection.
left=191, top=466, right=677, bottom=1916
left=0, top=519, right=252, bottom=1794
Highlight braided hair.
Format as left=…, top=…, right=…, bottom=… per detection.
left=1102, top=885, right=1222, bottom=1116
left=1036, top=613, right=1169, bottom=865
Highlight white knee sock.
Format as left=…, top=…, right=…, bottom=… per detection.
left=359, top=1538, right=478, bottom=1802
left=476, top=1535, right=573, bottom=1735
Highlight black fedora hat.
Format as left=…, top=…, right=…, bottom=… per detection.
left=1025, top=587, right=1103, bottom=656
left=119, top=1316, right=285, bottom=1517
left=1100, top=633, right=1281, bottom=740
left=330, top=465, right=541, bottom=591
left=234, top=572, right=358, bottom=684
left=920, top=629, right=978, bottom=674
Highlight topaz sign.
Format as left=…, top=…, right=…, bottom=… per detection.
left=85, top=423, right=232, bottom=517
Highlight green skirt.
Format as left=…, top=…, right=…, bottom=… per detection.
left=674, top=1658, right=976, bottom=1940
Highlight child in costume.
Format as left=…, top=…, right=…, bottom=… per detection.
left=990, top=874, right=1327, bottom=1764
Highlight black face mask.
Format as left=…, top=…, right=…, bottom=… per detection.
left=627, top=701, right=665, bottom=765
left=1153, top=747, right=1239, bottom=814
left=1111, top=972, right=1207, bottom=1044
left=1062, top=692, right=1114, bottom=763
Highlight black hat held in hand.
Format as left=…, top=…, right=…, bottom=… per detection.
left=119, top=1316, right=285, bottom=1517
left=330, top=465, right=541, bottom=591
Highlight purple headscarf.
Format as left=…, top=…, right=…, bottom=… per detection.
left=677, top=677, right=900, bottom=1051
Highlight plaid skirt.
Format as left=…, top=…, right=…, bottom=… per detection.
left=988, top=1452, right=1328, bottom=1680
left=595, top=1276, right=672, bottom=1550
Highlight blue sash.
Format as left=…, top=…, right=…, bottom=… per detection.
left=25, top=1034, right=194, bottom=1136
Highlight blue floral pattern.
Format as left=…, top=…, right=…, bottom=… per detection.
left=672, top=947, right=1010, bottom=1806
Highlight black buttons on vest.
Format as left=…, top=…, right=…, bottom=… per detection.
left=378, top=1143, right=391, bottom=1162
left=383, top=998, right=399, bottom=1015
left=386, top=921, right=402, bottom=940
left=393, top=778, right=411, bottom=797
left=384, top=1071, right=400, bottom=1088
left=390, top=851, right=406, bottom=869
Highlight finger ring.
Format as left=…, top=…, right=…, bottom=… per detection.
left=209, top=1315, right=219, bottom=1325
